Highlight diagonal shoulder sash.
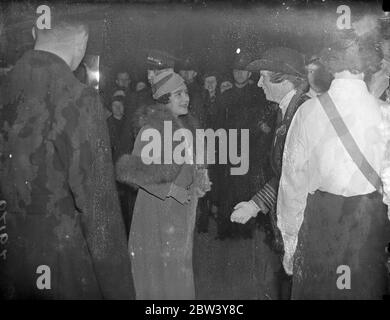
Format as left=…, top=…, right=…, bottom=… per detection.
left=318, top=92, right=382, bottom=193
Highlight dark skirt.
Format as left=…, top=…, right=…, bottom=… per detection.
left=292, top=190, right=390, bottom=300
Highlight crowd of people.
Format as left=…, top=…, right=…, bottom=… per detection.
left=1, top=14, right=390, bottom=300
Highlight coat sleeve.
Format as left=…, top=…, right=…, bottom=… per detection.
left=115, top=125, right=187, bottom=202
left=250, top=107, right=281, bottom=211
left=60, top=87, right=134, bottom=299
left=276, top=109, right=309, bottom=275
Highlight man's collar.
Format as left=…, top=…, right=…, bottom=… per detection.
left=278, top=89, right=297, bottom=118
left=279, top=89, right=297, bottom=112
left=32, top=48, right=70, bottom=70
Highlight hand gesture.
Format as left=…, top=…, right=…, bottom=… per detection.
left=230, top=201, right=259, bottom=224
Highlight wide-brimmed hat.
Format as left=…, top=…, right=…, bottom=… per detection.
left=245, top=47, right=306, bottom=77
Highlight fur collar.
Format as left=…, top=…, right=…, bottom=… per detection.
left=132, top=103, right=199, bottom=135
left=116, top=103, right=200, bottom=188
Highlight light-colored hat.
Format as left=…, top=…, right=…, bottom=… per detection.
left=151, top=70, right=185, bottom=100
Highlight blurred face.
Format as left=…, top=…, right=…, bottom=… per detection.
left=233, top=69, right=251, bottom=85
left=136, top=81, right=147, bottom=92
left=167, top=84, right=189, bottom=116
left=116, top=72, right=130, bottom=89
left=112, top=101, right=124, bottom=119
left=179, top=70, right=197, bottom=84
left=258, top=70, right=289, bottom=103
left=204, top=76, right=217, bottom=94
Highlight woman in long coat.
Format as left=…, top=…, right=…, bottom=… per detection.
left=116, top=71, right=210, bottom=300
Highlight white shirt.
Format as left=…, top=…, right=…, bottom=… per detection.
left=306, top=87, right=319, bottom=99
left=276, top=78, right=387, bottom=274
left=279, top=89, right=297, bottom=118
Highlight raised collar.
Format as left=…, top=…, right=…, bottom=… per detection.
left=279, top=89, right=297, bottom=118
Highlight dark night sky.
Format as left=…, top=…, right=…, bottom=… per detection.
left=0, top=0, right=386, bottom=87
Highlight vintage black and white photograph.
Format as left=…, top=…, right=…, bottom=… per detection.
left=0, top=0, right=390, bottom=303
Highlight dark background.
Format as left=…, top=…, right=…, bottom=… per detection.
left=0, top=0, right=385, bottom=94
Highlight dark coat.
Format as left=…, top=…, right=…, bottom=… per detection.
left=107, top=116, right=125, bottom=163
left=251, top=85, right=310, bottom=255
left=292, top=190, right=390, bottom=299
left=197, top=89, right=221, bottom=129
left=0, top=50, right=134, bottom=299
left=195, top=89, right=222, bottom=221
left=188, top=81, right=205, bottom=125
left=216, top=83, right=270, bottom=238
left=113, top=87, right=153, bottom=162
left=116, top=104, right=207, bottom=299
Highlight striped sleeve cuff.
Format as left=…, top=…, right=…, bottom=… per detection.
left=251, top=182, right=277, bottom=212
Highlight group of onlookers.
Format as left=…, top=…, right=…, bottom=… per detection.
left=2, top=13, right=390, bottom=300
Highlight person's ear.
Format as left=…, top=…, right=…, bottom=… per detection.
left=248, top=71, right=252, bottom=78
left=193, top=71, right=197, bottom=78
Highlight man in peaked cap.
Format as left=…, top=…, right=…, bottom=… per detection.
left=232, top=49, right=255, bottom=88
left=230, top=46, right=309, bottom=300
left=124, top=49, right=179, bottom=116
left=146, top=49, right=178, bottom=84
left=147, top=49, right=177, bottom=69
